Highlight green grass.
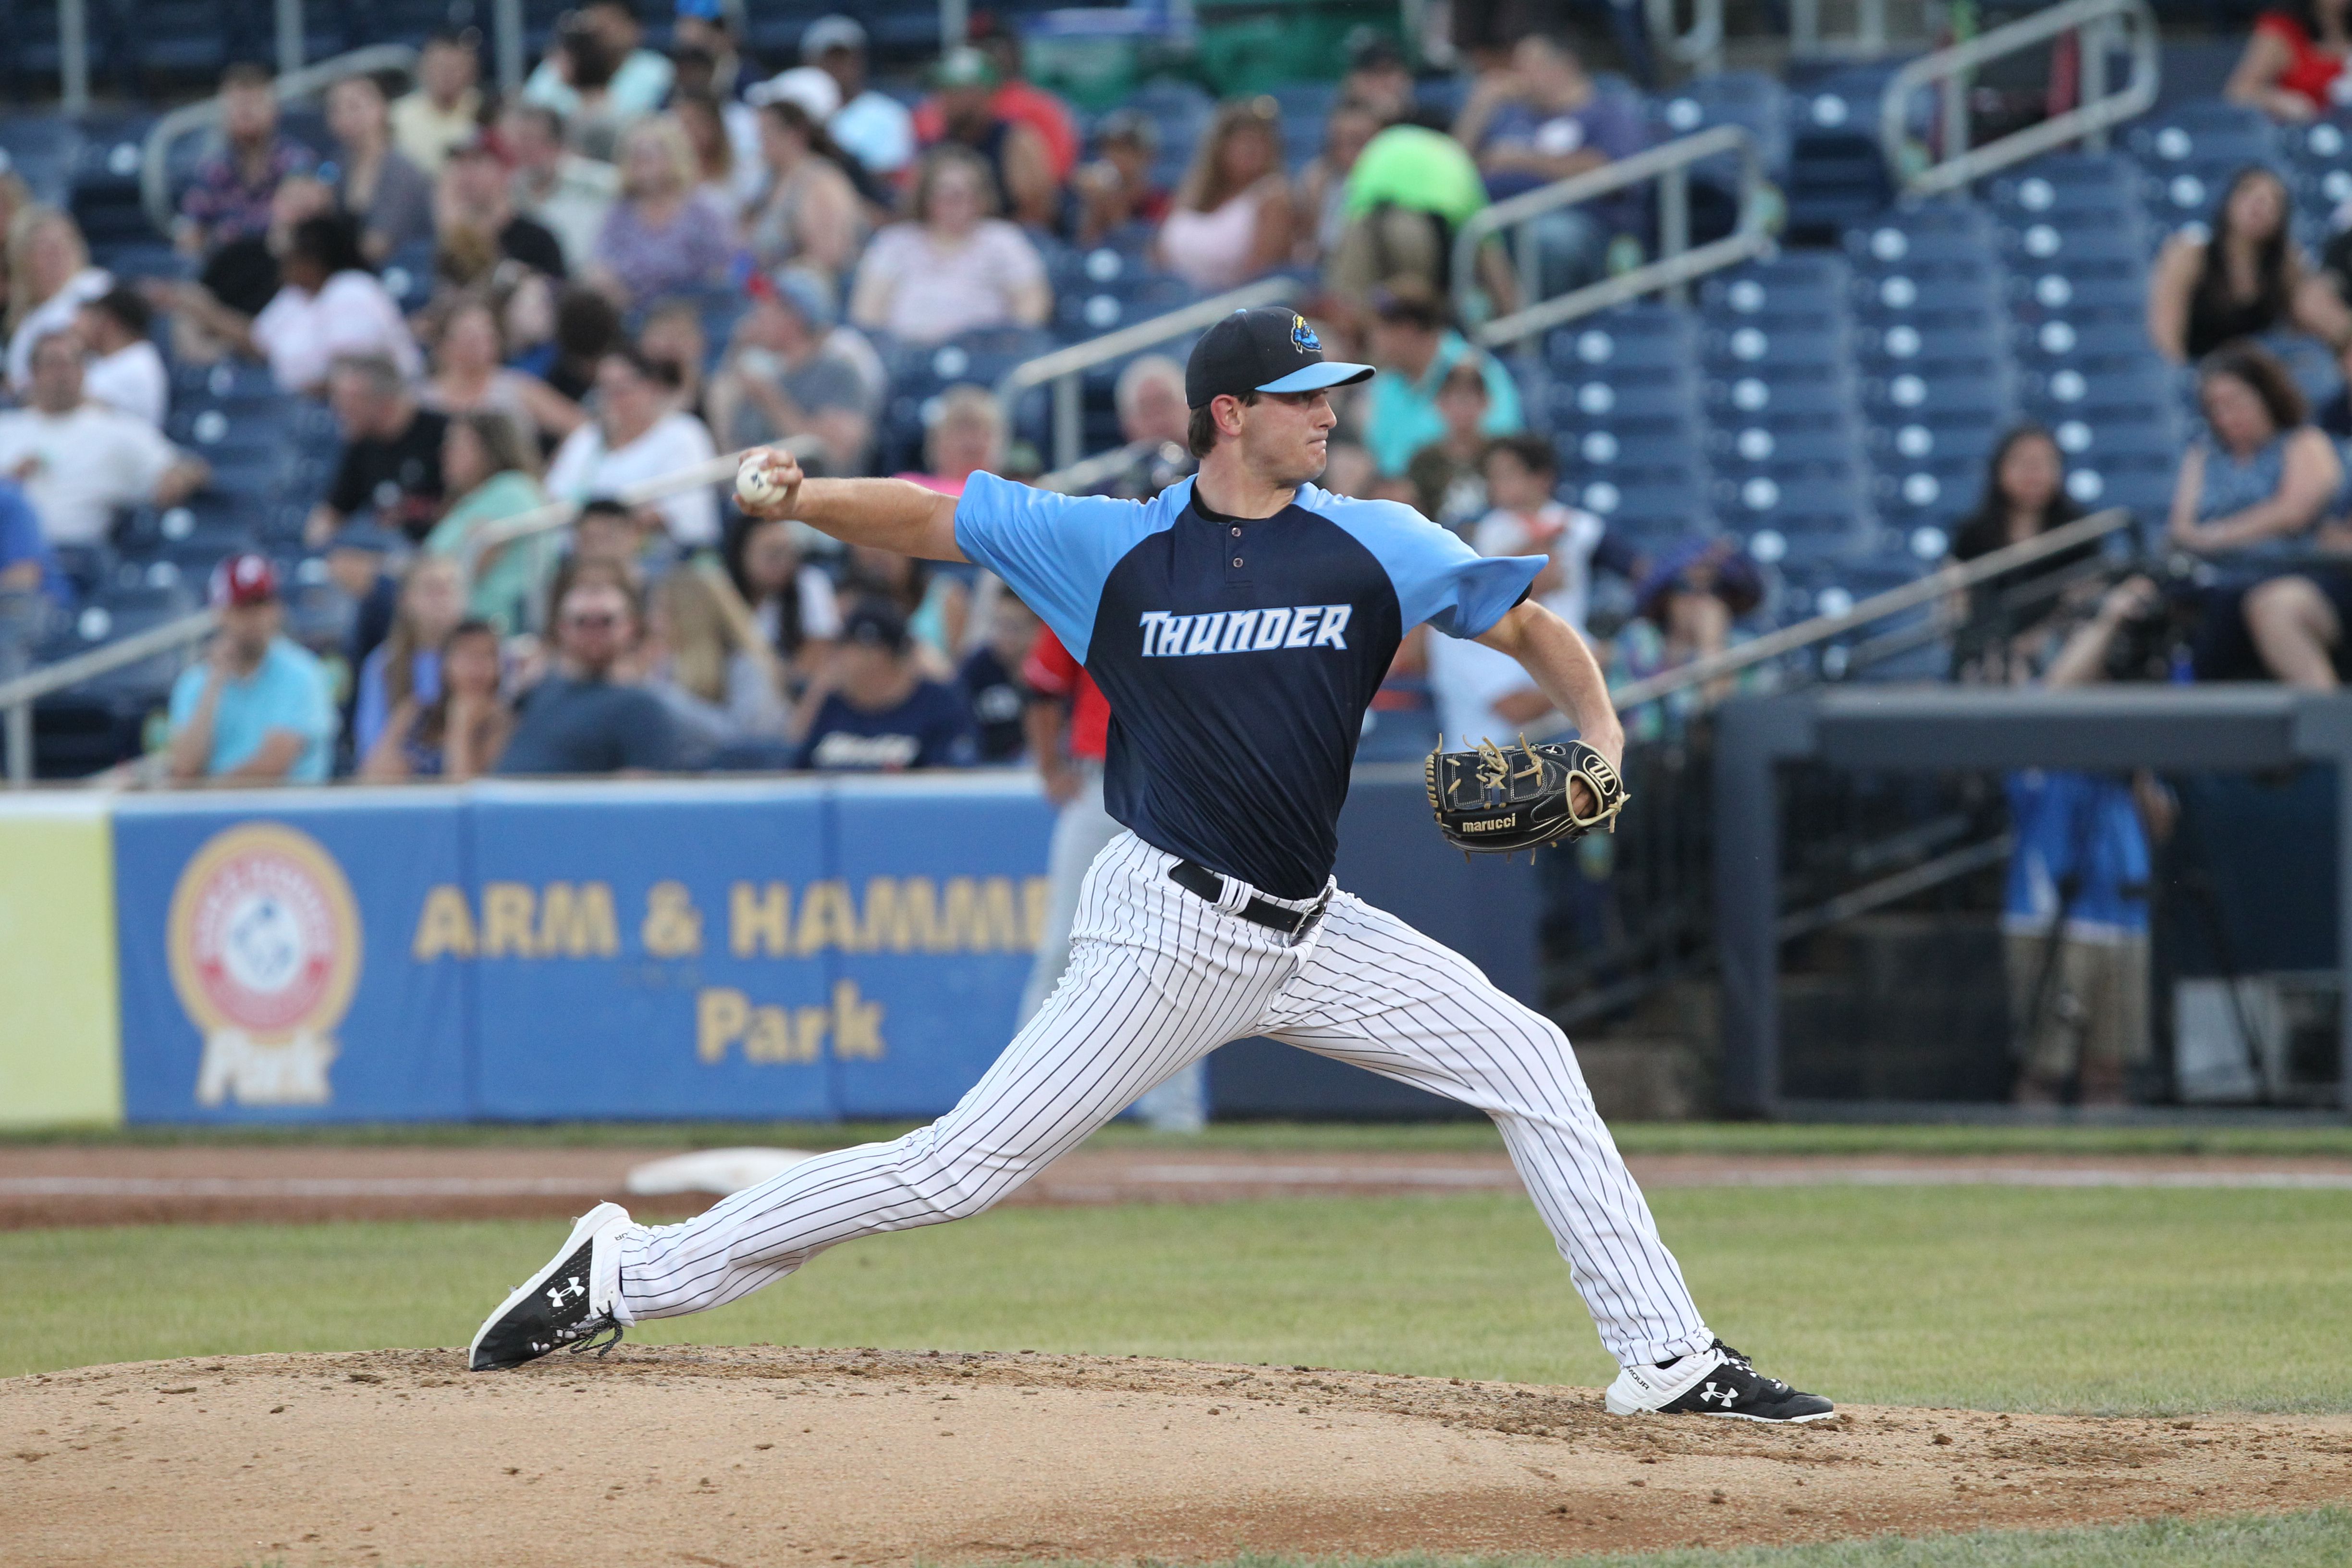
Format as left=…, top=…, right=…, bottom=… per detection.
left=1033, top=1510, right=2352, bottom=1566
left=7, top=1187, right=2348, bottom=1413
left=7, top=1118, right=2352, bottom=1158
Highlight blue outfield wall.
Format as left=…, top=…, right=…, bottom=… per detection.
left=108, top=771, right=1538, bottom=1123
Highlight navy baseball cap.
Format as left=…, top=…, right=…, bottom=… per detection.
left=1184, top=306, right=1373, bottom=409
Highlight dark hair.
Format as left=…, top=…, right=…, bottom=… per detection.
left=553, top=284, right=623, bottom=362
left=578, top=497, right=635, bottom=526
left=1370, top=278, right=1447, bottom=331
left=220, top=61, right=273, bottom=92
left=604, top=342, right=681, bottom=389
left=2193, top=167, right=2292, bottom=334
left=424, top=27, right=480, bottom=51
left=2201, top=338, right=2308, bottom=432
left=82, top=284, right=152, bottom=338
left=1483, top=432, right=1557, bottom=478
left=842, top=549, right=931, bottom=620
left=288, top=212, right=371, bottom=276
left=723, top=514, right=810, bottom=656
left=557, top=23, right=618, bottom=92
left=1950, top=424, right=2084, bottom=561
left=757, top=98, right=855, bottom=172
left=1186, top=389, right=1257, bottom=458
left=414, top=617, right=502, bottom=752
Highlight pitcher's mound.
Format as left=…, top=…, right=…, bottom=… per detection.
left=6, top=1347, right=2348, bottom=1566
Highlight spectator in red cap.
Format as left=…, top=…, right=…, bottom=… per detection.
left=164, top=553, right=339, bottom=784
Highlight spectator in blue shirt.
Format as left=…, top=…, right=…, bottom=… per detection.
left=498, top=572, right=681, bottom=775
left=1360, top=281, right=1522, bottom=476
left=165, top=553, right=339, bottom=784
left=0, top=478, right=66, bottom=603
left=796, top=598, right=979, bottom=771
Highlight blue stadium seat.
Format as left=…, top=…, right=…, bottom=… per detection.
left=1550, top=372, right=1703, bottom=424
left=2128, top=102, right=2281, bottom=170
left=1700, top=321, right=1848, bottom=369
left=2009, top=315, right=2160, bottom=366
left=1847, top=259, right=2005, bottom=323
left=1545, top=306, right=1695, bottom=373
left=1652, top=70, right=1791, bottom=179
left=1698, top=253, right=1850, bottom=321
left=0, top=118, right=81, bottom=204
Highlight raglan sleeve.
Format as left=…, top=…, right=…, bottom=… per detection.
left=952, top=471, right=1145, bottom=661
left=1335, top=494, right=1545, bottom=640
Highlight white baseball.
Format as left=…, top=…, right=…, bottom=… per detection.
left=735, top=453, right=785, bottom=508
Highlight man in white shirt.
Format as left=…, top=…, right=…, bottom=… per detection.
left=74, top=287, right=170, bottom=428
left=543, top=347, right=719, bottom=547
left=800, top=15, right=914, bottom=178
left=1427, top=434, right=1607, bottom=749
left=0, top=331, right=208, bottom=547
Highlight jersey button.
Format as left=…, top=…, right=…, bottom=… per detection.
left=1232, top=557, right=1244, bottom=568
left=1229, top=526, right=1241, bottom=537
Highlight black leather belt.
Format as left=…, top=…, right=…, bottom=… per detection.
left=1166, top=858, right=1329, bottom=936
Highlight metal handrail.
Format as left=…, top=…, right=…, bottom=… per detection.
left=1880, top=0, right=2160, bottom=199
left=996, top=275, right=1303, bottom=471
left=1564, top=507, right=2135, bottom=727
left=139, top=45, right=421, bottom=239
left=1642, top=0, right=1725, bottom=77
left=1454, top=124, right=1773, bottom=349
left=1790, top=0, right=1895, bottom=60
left=457, top=437, right=827, bottom=580
left=2, top=606, right=216, bottom=786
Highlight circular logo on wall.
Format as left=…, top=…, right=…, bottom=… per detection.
left=167, top=823, right=362, bottom=1046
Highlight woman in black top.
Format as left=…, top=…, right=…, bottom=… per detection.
left=1948, top=425, right=2098, bottom=680
left=2147, top=165, right=2352, bottom=362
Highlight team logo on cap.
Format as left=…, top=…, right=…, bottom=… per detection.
left=167, top=823, right=362, bottom=1107
left=1291, top=314, right=1320, bottom=353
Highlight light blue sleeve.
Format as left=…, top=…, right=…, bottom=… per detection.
left=952, top=471, right=1172, bottom=662
left=1297, top=486, right=1544, bottom=639
left=166, top=663, right=206, bottom=732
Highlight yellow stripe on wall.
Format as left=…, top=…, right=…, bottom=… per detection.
left=0, top=796, right=122, bottom=1127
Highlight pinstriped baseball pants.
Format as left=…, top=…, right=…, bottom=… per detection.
left=609, top=831, right=1713, bottom=1367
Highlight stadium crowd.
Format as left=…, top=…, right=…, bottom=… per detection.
left=6, top=0, right=2352, bottom=803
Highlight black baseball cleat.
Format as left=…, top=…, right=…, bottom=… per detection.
left=1605, top=1339, right=1835, bottom=1423
left=468, top=1202, right=634, bottom=1371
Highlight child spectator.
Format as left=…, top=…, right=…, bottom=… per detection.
left=353, top=554, right=468, bottom=760
left=1404, top=358, right=1496, bottom=531
left=361, top=619, right=513, bottom=780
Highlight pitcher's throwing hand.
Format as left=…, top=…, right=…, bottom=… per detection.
left=734, top=448, right=803, bottom=518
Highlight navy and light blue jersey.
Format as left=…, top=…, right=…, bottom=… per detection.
left=956, top=472, right=1544, bottom=897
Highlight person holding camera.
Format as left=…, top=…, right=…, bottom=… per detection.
left=1993, top=575, right=2178, bottom=1105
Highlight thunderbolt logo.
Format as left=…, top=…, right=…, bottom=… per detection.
left=1138, top=605, right=1352, bottom=656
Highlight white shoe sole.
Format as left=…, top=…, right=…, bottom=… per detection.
left=467, top=1200, right=630, bottom=1371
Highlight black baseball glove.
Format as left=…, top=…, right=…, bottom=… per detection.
left=1425, top=737, right=1629, bottom=855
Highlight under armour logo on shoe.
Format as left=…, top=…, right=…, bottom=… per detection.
left=547, top=1276, right=586, bottom=1309
left=1698, top=1381, right=1738, bottom=1407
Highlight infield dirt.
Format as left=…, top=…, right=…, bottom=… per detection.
left=6, top=1346, right=2350, bottom=1567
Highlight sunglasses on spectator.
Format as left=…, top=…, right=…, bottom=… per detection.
left=564, top=611, right=623, bottom=630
